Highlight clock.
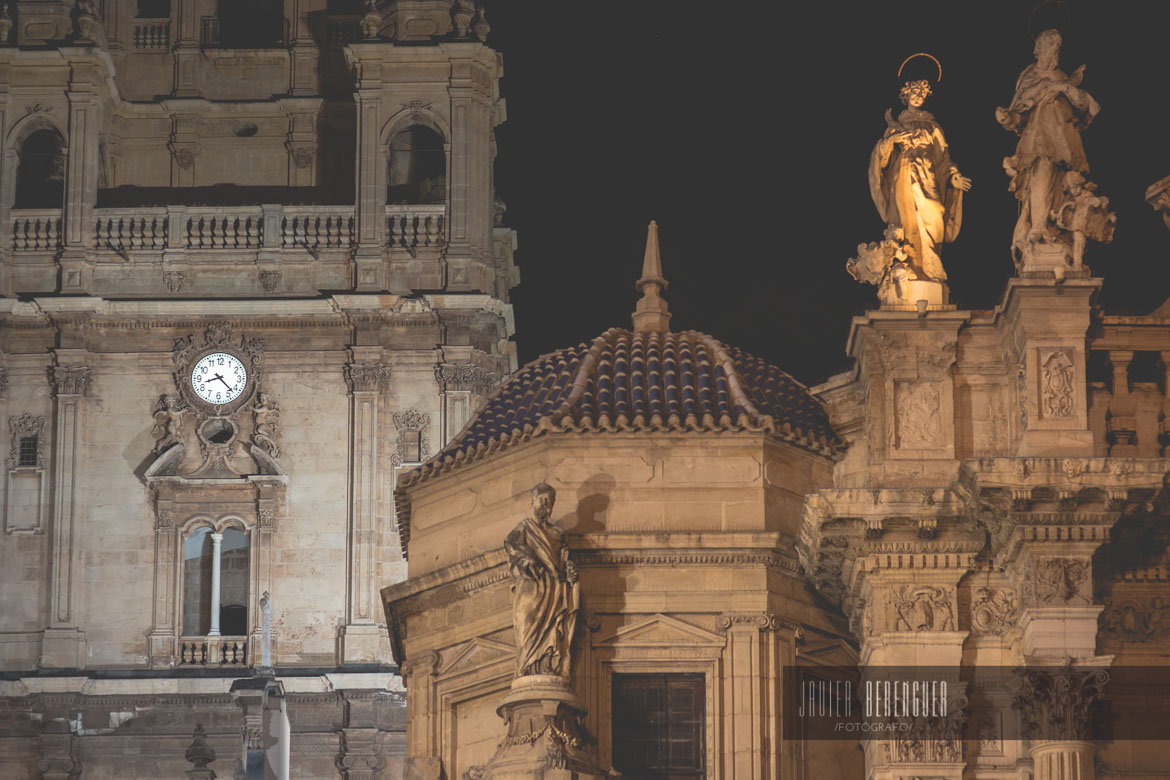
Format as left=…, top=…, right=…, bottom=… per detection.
left=190, top=352, right=248, bottom=406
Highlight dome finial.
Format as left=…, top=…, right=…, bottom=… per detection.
left=632, top=220, right=671, bottom=333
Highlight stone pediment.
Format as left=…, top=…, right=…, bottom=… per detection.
left=437, top=636, right=515, bottom=679
left=796, top=637, right=859, bottom=667
left=593, top=614, right=726, bottom=649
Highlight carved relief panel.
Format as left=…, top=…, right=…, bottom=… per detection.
left=4, top=413, right=47, bottom=534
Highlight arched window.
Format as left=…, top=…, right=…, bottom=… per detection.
left=182, top=525, right=250, bottom=637
left=387, top=125, right=446, bottom=205
left=15, top=129, right=66, bottom=209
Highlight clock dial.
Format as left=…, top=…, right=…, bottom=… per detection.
left=191, top=352, right=248, bottom=405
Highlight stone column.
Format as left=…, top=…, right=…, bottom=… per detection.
left=0, top=85, right=11, bottom=296
left=60, top=87, right=99, bottom=292
left=148, top=505, right=179, bottom=667
left=41, top=361, right=92, bottom=669
left=172, top=0, right=202, bottom=96
left=1014, top=667, right=1109, bottom=780
left=208, top=532, right=224, bottom=636
left=1105, top=350, right=1136, bottom=455
left=345, top=48, right=386, bottom=290
left=341, top=355, right=391, bottom=663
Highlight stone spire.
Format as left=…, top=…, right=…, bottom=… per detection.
left=632, top=221, right=671, bottom=333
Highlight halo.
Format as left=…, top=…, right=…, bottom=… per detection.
left=1028, top=0, right=1071, bottom=40
left=897, top=52, right=942, bottom=84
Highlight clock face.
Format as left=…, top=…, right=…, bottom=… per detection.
left=191, top=352, right=248, bottom=406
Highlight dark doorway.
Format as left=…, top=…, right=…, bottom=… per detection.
left=15, top=129, right=66, bottom=209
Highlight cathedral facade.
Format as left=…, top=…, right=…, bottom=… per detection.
left=0, top=1, right=515, bottom=777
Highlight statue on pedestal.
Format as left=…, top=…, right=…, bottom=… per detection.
left=848, top=55, right=969, bottom=307
left=997, top=28, right=1114, bottom=271
left=505, top=483, right=579, bottom=678
left=476, top=483, right=601, bottom=779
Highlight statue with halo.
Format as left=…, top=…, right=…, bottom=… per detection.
left=848, top=53, right=970, bottom=307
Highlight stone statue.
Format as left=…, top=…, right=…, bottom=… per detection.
left=504, top=483, right=578, bottom=678
left=869, top=78, right=971, bottom=282
left=151, top=394, right=187, bottom=453
left=997, top=28, right=1112, bottom=268
left=249, top=393, right=282, bottom=459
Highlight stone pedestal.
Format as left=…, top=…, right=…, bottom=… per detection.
left=881, top=278, right=949, bottom=310
left=1030, top=740, right=1096, bottom=780
left=479, top=676, right=602, bottom=780
left=1016, top=241, right=1076, bottom=278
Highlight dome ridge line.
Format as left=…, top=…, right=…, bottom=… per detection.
left=698, top=332, right=764, bottom=423
left=551, top=330, right=613, bottom=426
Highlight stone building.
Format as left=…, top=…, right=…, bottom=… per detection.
left=0, top=1, right=516, bottom=777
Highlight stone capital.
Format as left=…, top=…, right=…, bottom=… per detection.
left=345, top=361, right=392, bottom=393
left=50, top=364, right=93, bottom=398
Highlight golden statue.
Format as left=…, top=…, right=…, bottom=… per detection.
left=869, top=76, right=971, bottom=282
left=504, top=483, right=579, bottom=678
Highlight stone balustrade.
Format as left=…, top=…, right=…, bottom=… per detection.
left=10, top=205, right=446, bottom=255
left=178, top=635, right=249, bottom=667
left=11, top=210, right=63, bottom=251
left=133, top=19, right=170, bottom=49
left=387, top=204, right=446, bottom=249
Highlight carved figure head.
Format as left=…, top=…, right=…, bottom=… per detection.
left=1034, top=28, right=1061, bottom=68
left=530, top=483, right=556, bottom=521
left=899, top=79, right=932, bottom=108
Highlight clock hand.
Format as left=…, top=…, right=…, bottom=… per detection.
left=213, top=373, right=233, bottom=390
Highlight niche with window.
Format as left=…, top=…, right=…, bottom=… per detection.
left=612, top=673, right=705, bottom=778
left=136, top=0, right=171, bottom=17
left=387, top=125, right=446, bottom=205
left=182, top=526, right=250, bottom=636
left=14, top=129, right=66, bottom=209
left=210, top=0, right=285, bottom=48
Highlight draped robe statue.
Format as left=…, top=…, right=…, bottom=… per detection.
left=869, top=79, right=970, bottom=282
left=996, top=28, right=1109, bottom=264
left=505, top=484, right=578, bottom=678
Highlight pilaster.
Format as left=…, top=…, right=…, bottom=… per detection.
left=60, top=85, right=100, bottom=292
left=41, top=356, right=93, bottom=669
left=341, top=350, right=392, bottom=664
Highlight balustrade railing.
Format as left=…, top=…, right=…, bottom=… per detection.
left=11, top=210, right=63, bottom=251
left=9, top=205, right=449, bottom=255
left=95, top=208, right=168, bottom=250
left=387, top=205, right=445, bottom=249
left=281, top=206, right=354, bottom=249
left=178, top=635, right=249, bottom=667
left=185, top=208, right=263, bottom=249
left=133, top=19, right=170, bottom=49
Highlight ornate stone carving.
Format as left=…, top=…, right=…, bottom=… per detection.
left=345, top=362, right=391, bottom=393
left=164, top=270, right=187, bottom=292
left=892, top=585, right=955, bottom=632
left=172, top=148, right=197, bottom=170
left=7, top=413, right=46, bottom=469
left=505, top=484, right=578, bottom=678
left=289, top=146, right=314, bottom=169
left=1148, top=174, right=1170, bottom=232
left=249, top=393, right=282, bottom=459
left=1012, top=666, right=1108, bottom=741
left=1101, top=596, right=1170, bottom=642
left=185, top=723, right=216, bottom=770
left=1040, top=349, right=1075, bottom=418
left=174, top=324, right=265, bottom=372
left=893, top=696, right=967, bottom=764
left=970, top=587, right=1020, bottom=635
left=402, top=100, right=433, bottom=119
left=51, top=365, right=93, bottom=397
left=151, top=394, right=189, bottom=453
left=436, top=362, right=490, bottom=394
left=895, top=381, right=942, bottom=449
left=360, top=0, right=380, bottom=38
left=392, top=410, right=430, bottom=466
left=717, top=613, right=795, bottom=633
left=997, top=28, right=1109, bottom=269
left=258, top=270, right=282, bottom=293
left=156, top=510, right=174, bottom=529
left=1034, top=557, right=1090, bottom=604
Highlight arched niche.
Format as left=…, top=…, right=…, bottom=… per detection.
left=387, top=124, right=447, bottom=205
left=14, top=127, right=66, bottom=209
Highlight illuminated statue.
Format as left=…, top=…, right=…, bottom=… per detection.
left=504, top=483, right=579, bottom=678
left=869, top=77, right=971, bottom=282
left=997, top=28, right=1111, bottom=266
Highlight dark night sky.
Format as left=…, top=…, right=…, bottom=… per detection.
left=483, top=1, right=1170, bottom=387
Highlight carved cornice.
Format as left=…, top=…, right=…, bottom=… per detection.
left=50, top=364, right=93, bottom=398
left=573, top=549, right=801, bottom=573
left=345, top=362, right=391, bottom=393
left=716, top=613, right=800, bottom=634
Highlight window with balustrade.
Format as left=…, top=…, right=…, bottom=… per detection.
left=135, top=0, right=170, bottom=18
left=180, top=525, right=250, bottom=666
left=388, top=125, right=447, bottom=205
left=206, top=0, right=286, bottom=48
left=15, top=129, right=66, bottom=209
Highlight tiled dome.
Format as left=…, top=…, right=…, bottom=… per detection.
left=398, top=327, right=839, bottom=493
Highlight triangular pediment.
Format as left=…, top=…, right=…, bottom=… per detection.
left=437, top=636, right=515, bottom=678
left=594, top=614, right=726, bottom=649
left=796, top=637, right=859, bottom=666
